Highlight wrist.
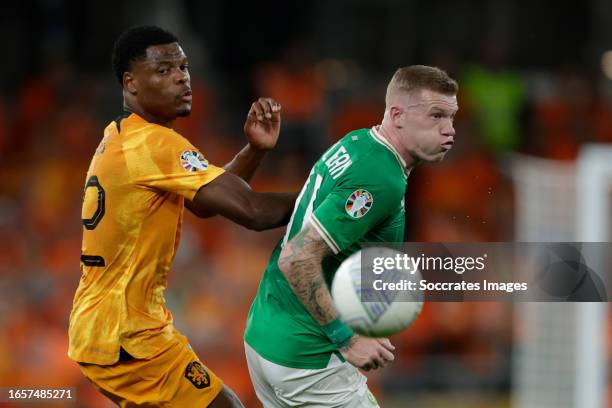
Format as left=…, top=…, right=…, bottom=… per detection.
left=246, top=142, right=271, bottom=154
left=322, top=318, right=354, bottom=349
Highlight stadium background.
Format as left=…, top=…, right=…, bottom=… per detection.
left=0, top=1, right=611, bottom=407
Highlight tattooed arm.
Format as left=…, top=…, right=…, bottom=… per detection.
left=277, top=221, right=395, bottom=370
left=277, top=222, right=336, bottom=324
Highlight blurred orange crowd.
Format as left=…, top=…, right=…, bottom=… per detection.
left=0, top=56, right=611, bottom=407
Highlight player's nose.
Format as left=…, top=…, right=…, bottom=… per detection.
left=175, top=70, right=189, bottom=85
left=442, top=120, right=455, bottom=137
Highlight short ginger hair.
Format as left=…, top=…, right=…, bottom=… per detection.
left=385, top=65, right=458, bottom=104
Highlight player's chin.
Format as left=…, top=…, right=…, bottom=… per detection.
left=176, top=105, right=192, bottom=117
left=425, top=151, right=447, bottom=163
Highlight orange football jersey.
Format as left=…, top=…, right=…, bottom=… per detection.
left=68, top=112, right=224, bottom=365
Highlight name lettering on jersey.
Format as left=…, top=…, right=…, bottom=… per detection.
left=180, top=150, right=209, bottom=172
left=325, top=145, right=352, bottom=180
left=320, top=142, right=339, bottom=161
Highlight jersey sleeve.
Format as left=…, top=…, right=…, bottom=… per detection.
left=126, top=128, right=225, bottom=200
left=310, top=162, right=404, bottom=254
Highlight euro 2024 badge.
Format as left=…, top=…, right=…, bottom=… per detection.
left=345, top=189, right=373, bottom=218
left=180, top=150, right=209, bottom=172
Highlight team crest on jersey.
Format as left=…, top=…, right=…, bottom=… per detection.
left=345, top=189, right=373, bottom=218
left=184, top=361, right=211, bottom=389
left=180, top=150, right=208, bottom=172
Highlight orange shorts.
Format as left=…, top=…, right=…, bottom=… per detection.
left=78, top=334, right=224, bottom=407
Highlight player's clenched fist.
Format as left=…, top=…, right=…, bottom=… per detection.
left=340, top=335, right=395, bottom=371
left=244, top=97, right=282, bottom=151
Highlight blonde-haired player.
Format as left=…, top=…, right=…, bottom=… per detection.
left=245, top=65, right=458, bottom=407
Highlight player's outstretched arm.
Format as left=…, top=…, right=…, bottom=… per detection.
left=278, top=222, right=395, bottom=371
left=186, top=98, right=283, bottom=218
left=223, top=97, right=282, bottom=183
left=189, top=172, right=297, bottom=231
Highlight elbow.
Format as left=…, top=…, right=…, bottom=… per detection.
left=244, top=219, right=267, bottom=232
left=241, top=211, right=268, bottom=231
left=252, top=223, right=269, bottom=232
left=195, top=210, right=217, bottom=219
left=242, top=202, right=271, bottom=231
left=238, top=217, right=267, bottom=231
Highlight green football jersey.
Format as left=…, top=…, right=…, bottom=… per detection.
left=244, top=126, right=408, bottom=369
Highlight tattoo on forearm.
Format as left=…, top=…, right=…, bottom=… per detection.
left=279, top=225, right=335, bottom=325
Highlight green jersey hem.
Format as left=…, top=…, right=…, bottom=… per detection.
left=244, top=337, right=333, bottom=370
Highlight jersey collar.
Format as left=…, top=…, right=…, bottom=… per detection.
left=369, top=126, right=410, bottom=177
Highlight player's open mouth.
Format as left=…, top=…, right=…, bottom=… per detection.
left=441, top=141, right=454, bottom=150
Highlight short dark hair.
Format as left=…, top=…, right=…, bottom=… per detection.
left=386, top=65, right=458, bottom=100
left=111, top=25, right=178, bottom=86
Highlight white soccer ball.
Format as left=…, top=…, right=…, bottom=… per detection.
left=331, top=247, right=423, bottom=337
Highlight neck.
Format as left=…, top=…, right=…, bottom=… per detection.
left=378, top=121, right=418, bottom=171
left=123, top=100, right=175, bottom=129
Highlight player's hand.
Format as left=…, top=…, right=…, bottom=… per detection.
left=340, top=335, right=395, bottom=371
left=244, top=97, right=282, bottom=151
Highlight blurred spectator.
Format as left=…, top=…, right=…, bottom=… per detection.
left=461, top=42, right=525, bottom=154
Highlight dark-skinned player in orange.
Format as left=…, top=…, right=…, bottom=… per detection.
left=68, top=26, right=296, bottom=407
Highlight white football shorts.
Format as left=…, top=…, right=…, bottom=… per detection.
left=244, top=342, right=380, bottom=408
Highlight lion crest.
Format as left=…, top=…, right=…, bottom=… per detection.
left=184, top=361, right=210, bottom=389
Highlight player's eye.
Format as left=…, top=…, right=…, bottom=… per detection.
left=158, top=68, right=169, bottom=75
left=432, top=112, right=443, bottom=120
left=180, top=64, right=189, bottom=71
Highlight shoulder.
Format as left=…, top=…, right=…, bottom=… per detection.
left=340, top=142, right=405, bottom=190
left=335, top=161, right=404, bottom=212
left=320, top=128, right=381, bottom=176
left=118, top=114, right=178, bottom=139
left=121, top=117, right=192, bottom=153
left=337, top=128, right=374, bottom=153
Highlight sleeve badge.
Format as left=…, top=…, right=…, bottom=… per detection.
left=180, top=150, right=209, bottom=172
left=345, top=189, right=373, bottom=218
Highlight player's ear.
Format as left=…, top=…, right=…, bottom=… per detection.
left=124, top=72, right=137, bottom=95
left=388, top=105, right=404, bottom=127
